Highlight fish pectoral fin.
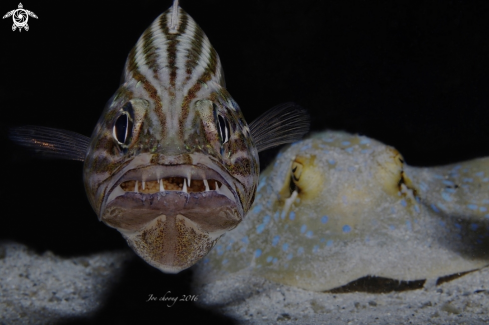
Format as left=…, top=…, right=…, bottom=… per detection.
left=249, top=102, right=310, bottom=152
left=9, top=126, right=90, bottom=161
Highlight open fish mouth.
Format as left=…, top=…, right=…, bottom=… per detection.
left=100, top=163, right=242, bottom=235
left=105, top=164, right=237, bottom=206
left=100, top=163, right=243, bottom=272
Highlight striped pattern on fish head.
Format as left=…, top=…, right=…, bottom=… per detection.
left=83, top=5, right=259, bottom=273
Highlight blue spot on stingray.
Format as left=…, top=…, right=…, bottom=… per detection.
left=444, top=188, right=456, bottom=194
left=272, top=235, right=280, bottom=247
left=263, top=215, right=271, bottom=225
left=389, top=225, right=395, bottom=230
left=348, top=166, right=356, bottom=172
left=203, top=258, right=209, bottom=264
left=287, top=253, right=293, bottom=260
left=226, top=244, right=233, bottom=251
left=284, top=224, right=289, bottom=230
left=476, top=172, right=485, bottom=177
left=301, top=143, right=312, bottom=151
left=321, top=216, right=329, bottom=224
left=306, top=230, right=313, bottom=238
left=289, top=211, right=296, bottom=220
left=452, top=165, right=462, bottom=171
left=441, top=192, right=452, bottom=202
left=324, top=137, right=334, bottom=142
left=442, top=180, right=455, bottom=186
left=431, top=204, right=440, bottom=213
left=320, top=238, right=326, bottom=243
left=360, top=138, right=370, bottom=145
left=437, top=203, right=447, bottom=211
left=414, top=205, right=420, bottom=213
left=240, top=247, right=247, bottom=253
left=391, top=207, right=396, bottom=214
left=257, top=178, right=267, bottom=191
left=342, top=196, right=348, bottom=205
left=216, top=245, right=224, bottom=255
left=434, top=174, right=444, bottom=180
left=463, top=178, right=474, bottom=183
left=400, top=199, right=407, bottom=207
left=486, top=214, right=489, bottom=219
left=480, top=207, right=487, bottom=212
left=406, top=220, right=412, bottom=231
left=468, top=204, right=478, bottom=210
left=266, top=256, right=273, bottom=263
left=328, top=159, right=336, bottom=165
left=313, top=245, right=319, bottom=253
left=301, top=224, right=307, bottom=233
left=273, top=258, right=278, bottom=264
left=483, top=178, right=489, bottom=183
left=297, top=247, right=304, bottom=255
left=253, top=205, right=262, bottom=214
left=345, top=147, right=354, bottom=153
left=222, top=259, right=228, bottom=265
left=241, top=236, right=249, bottom=244
left=274, top=211, right=279, bottom=221
left=256, top=224, right=265, bottom=234
left=255, top=249, right=262, bottom=258
left=455, top=223, right=462, bottom=230
left=342, top=141, right=351, bottom=146
left=342, top=225, right=351, bottom=233
left=361, top=149, right=373, bottom=154
left=326, top=240, right=334, bottom=247
left=282, top=243, right=289, bottom=251
left=419, top=182, right=428, bottom=192
left=439, top=220, right=446, bottom=227
left=471, top=224, right=479, bottom=231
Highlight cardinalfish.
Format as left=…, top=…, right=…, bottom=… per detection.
left=9, top=1, right=309, bottom=273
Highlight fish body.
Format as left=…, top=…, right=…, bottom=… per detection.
left=9, top=2, right=309, bottom=273
left=194, top=130, right=489, bottom=292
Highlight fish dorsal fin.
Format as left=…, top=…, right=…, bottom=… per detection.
left=249, top=103, right=310, bottom=152
left=9, top=126, right=90, bottom=161
left=169, top=0, right=180, bottom=31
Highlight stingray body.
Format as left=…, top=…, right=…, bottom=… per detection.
left=193, top=131, right=489, bottom=291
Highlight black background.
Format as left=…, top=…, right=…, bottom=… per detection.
left=2, top=0, right=489, bottom=323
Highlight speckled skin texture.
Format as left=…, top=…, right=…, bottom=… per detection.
left=193, top=131, right=489, bottom=291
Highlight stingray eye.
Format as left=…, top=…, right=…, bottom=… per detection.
left=113, top=102, right=134, bottom=147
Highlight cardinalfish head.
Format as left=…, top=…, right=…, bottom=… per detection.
left=9, top=1, right=309, bottom=273
left=83, top=4, right=260, bottom=272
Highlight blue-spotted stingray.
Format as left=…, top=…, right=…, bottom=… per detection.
left=193, top=130, right=489, bottom=291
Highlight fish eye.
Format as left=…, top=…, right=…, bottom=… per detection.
left=113, top=102, right=134, bottom=147
left=213, top=104, right=230, bottom=145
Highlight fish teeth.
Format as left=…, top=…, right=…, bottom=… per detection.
left=183, top=180, right=188, bottom=193
left=142, top=181, right=146, bottom=190
left=107, top=185, right=125, bottom=203
left=203, top=179, right=209, bottom=191
left=214, top=183, right=236, bottom=203
left=215, top=181, right=219, bottom=190
left=135, top=180, right=139, bottom=192
left=159, top=179, right=164, bottom=192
